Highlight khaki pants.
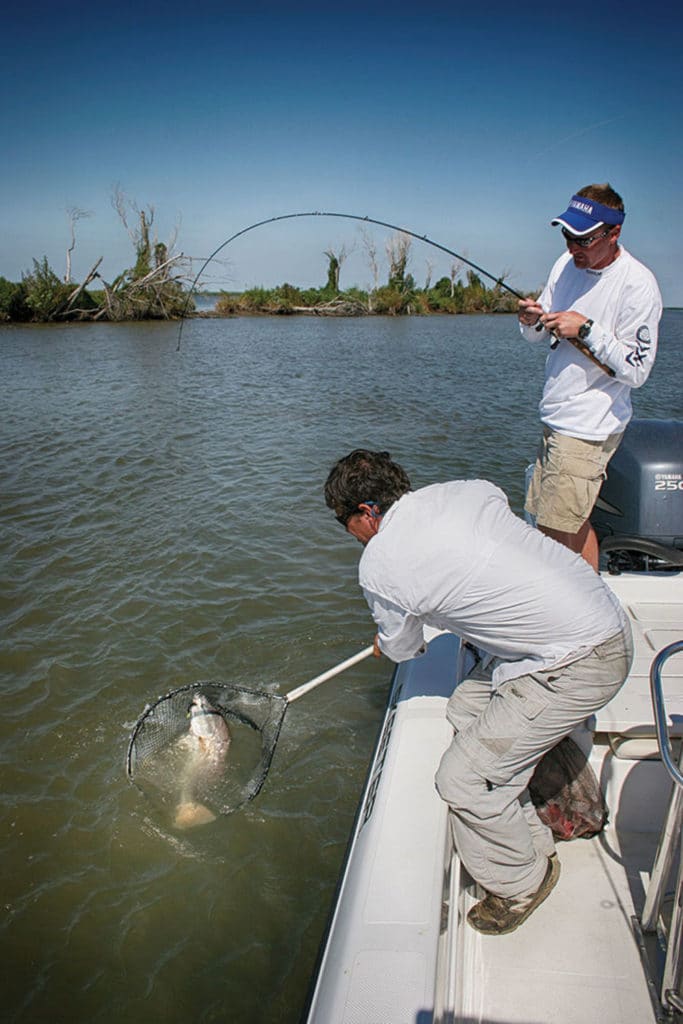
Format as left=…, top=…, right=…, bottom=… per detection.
left=435, top=625, right=633, bottom=899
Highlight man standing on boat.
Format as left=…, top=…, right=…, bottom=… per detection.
left=324, top=449, right=632, bottom=934
left=519, top=183, right=662, bottom=571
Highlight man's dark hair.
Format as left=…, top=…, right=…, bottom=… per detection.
left=577, top=182, right=625, bottom=214
left=324, top=449, right=412, bottom=524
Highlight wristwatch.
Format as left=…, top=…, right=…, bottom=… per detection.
left=577, top=318, right=593, bottom=342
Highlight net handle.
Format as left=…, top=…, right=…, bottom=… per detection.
left=285, top=645, right=376, bottom=704
left=284, top=628, right=451, bottom=705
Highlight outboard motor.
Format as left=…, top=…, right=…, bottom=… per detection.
left=591, top=418, right=683, bottom=573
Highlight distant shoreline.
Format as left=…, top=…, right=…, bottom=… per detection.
left=2, top=305, right=680, bottom=327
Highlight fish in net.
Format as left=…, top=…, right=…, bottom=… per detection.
left=126, top=645, right=376, bottom=829
left=127, top=682, right=287, bottom=828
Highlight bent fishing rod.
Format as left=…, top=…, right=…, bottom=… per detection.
left=177, top=210, right=613, bottom=376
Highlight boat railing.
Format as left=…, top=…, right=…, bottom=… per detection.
left=641, top=640, right=683, bottom=1017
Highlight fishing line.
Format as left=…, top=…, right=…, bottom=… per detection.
left=176, top=210, right=614, bottom=376
left=176, top=210, right=523, bottom=351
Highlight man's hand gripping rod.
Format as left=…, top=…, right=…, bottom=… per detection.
left=534, top=322, right=615, bottom=377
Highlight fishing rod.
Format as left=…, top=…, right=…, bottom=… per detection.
left=176, top=210, right=520, bottom=350
left=177, top=210, right=614, bottom=375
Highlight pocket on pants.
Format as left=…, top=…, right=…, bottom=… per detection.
left=456, top=676, right=551, bottom=785
left=496, top=677, right=549, bottom=719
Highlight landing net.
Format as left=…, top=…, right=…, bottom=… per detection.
left=126, top=682, right=288, bottom=824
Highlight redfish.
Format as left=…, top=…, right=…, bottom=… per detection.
left=174, top=693, right=231, bottom=829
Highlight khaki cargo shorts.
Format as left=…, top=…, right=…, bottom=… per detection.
left=525, top=427, right=623, bottom=533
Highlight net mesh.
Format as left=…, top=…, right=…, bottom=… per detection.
left=126, top=682, right=288, bottom=825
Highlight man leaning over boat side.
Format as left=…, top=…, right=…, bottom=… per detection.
left=518, top=183, right=662, bottom=572
left=324, top=449, right=633, bottom=935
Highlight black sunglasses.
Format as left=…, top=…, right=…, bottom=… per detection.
left=335, top=501, right=380, bottom=527
left=561, top=227, right=612, bottom=249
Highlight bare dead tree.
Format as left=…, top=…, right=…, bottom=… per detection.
left=291, top=294, right=367, bottom=316
left=385, top=233, right=411, bottom=290
left=111, top=184, right=159, bottom=276
left=359, top=228, right=380, bottom=309
left=166, top=213, right=180, bottom=261
left=111, top=184, right=154, bottom=244
left=56, top=257, right=103, bottom=317
left=424, top=259, right=434, bottom=292
left=489, top=267, right=517, bottom=311
left=104, top=251, right=190, bottom=320
left=107, top=185, right=190, bottom=318
left=65, top=206, right=92, bottom=283
left=449, top=260, right=463, bottom=297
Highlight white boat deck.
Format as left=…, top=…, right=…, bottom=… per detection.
left=460, top=829, right=662, bottom=1024
left=305, top=571, right=683, bottom=1024
left=305, top=636, right=455, bottom=1024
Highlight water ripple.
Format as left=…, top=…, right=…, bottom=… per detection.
left=1, top=312, right=681, bottom=1023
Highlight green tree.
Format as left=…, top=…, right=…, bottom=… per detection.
left=324, top=251, right=340, bottom=293
left=238, top=287, right=273, bottom=312
left=215, top=291, right=241, bottom=315
left=0, top=277, right=29, bottom=321
left=128, top=208, right=156, bottom=280
left=372, top=285, right=414, bottom=315
left=322, top=245, right=348, bottom=296
left=21, top=257, right=72, bottom=321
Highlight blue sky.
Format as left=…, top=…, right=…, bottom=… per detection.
left=3, top=1, right=682, bottom=304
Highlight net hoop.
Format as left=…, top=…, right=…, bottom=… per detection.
left=126, top=681, right=289, bottom=820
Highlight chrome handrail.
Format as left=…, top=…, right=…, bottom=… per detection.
left=650, top=640, right=683, bottom=789
left=641, top=640, right=683, bottom=1018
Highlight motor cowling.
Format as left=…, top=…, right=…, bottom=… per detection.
left=591, top=418, right=683, bottom=572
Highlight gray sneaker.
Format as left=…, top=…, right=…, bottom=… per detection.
left=467, top=855, right=561, bottom=935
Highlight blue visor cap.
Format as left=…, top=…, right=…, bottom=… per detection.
left=551, top=195, right=625, bottom=236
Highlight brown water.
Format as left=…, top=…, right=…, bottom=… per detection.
left=1, top=312, right=681, bottom=1023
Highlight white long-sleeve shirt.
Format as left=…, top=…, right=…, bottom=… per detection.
left=520, top=247, right=662, bottom=440
left=359, top=481, right=626, bottom=685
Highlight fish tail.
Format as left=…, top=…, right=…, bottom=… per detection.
left=173, top=801, right=217, bottom=830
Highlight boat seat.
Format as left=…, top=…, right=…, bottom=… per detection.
left=592, top=572, right=683, bottom=739
left=607, top=735, right=681, bottom=760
